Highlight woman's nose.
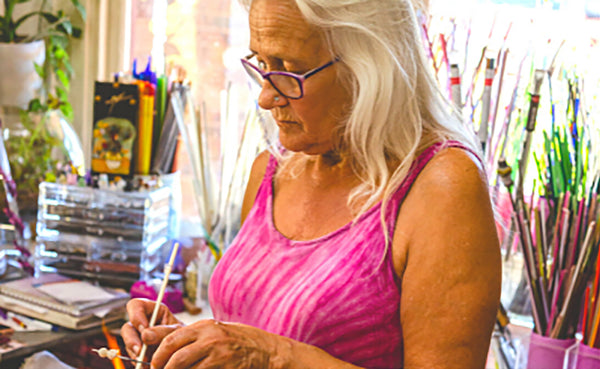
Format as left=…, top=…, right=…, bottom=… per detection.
left=257, top=79, right=285, bottom=109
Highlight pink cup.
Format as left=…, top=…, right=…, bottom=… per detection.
left=565, top=342, right=600, bottom=369
left=526, top=332, right=577, bottom=369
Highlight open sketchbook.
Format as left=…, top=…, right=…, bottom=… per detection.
left=0, top=273, right=129, bottom=330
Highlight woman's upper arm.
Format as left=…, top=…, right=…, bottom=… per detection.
left=241, top=150, right=271, bottom=225
left=394, top=148, right=502, bottom=369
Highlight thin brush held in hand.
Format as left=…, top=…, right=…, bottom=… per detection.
left=134, top=242, right=180, bottom=369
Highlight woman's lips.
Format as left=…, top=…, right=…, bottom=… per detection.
left=275, top=119, right=297, bottom=125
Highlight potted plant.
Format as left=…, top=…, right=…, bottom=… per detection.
left=0, top=0, right=86, bottom=222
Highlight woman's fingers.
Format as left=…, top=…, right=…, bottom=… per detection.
left=125, top=299, right=151, bottom=329
left=122, top=298, right=184, bottom=361
left=151, top=325, right=206, bottom=369
left=120, top=321, right=143, bottom=359
left=126, top=298, right=182, bottom=329
left=123, top=317, right=279, bottom=369
left=142, top=324, right=183, bottom=345
left=151, top=320, right=274, bottom=369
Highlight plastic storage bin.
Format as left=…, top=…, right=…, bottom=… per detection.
left=35, top=182, right=172, bottom=287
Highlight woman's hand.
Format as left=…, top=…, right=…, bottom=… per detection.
left=149, top=319, right=292, bottom=369
left=120, top=298, right=185, bottom=361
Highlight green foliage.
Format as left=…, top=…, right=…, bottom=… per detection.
left=0, top=0, right=86, bottom=43
left=0, top=0, right=85, bottom=214
left=3, top=109, right=65, bottom=214
left=1, top=0, right=85, bottom=120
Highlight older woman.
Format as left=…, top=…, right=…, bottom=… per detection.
left=121, top=0, right=501, bottom=368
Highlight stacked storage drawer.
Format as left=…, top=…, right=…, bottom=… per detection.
left=36, top=182, right=172, bottom=288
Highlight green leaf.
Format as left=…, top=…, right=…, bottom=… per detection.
left=56, top=86, right=68, bottom=102
left=27, top=98, right=44, bottom=113
left=61, top=50, right=71, bottom=63
left=49, top=34, right=69, bottom=48
left=53, top=44, right=67, bottom=61
left=56, top=69, right=70, bottom=91
left=72, top=26, right=82, bottom=39
left=34, top=62, right=45, bottom=79
left=60, top=103, right=74, bottom=122
left=39, top=11, right=59, bottom=25
left=62, top=57, right=74, bottom=77
left=70, top=0, right=87, bottom=22
left=58, top=20, right=73, bottom=36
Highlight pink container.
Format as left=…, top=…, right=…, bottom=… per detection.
left=564, top=342, right=600, bottom=369
left=526, top=332, right=577, bottom=369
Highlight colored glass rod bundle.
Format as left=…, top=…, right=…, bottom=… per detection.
left=421, top=5, right=600, bottom=367
left=497, top=88, right=599, bottom=343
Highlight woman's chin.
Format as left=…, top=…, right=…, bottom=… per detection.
left=279, top=135, right=333, bottom=156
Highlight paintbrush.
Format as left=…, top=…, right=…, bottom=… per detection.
left=134, top=242, right=180, bottom=369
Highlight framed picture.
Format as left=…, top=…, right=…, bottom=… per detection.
left=92, top=82, right=139, bottom=177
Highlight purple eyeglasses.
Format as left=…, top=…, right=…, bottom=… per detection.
left=241, top=54, right=339, bottom=99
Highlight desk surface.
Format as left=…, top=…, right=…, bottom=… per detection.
left=0, top=309, right=212, bottom=364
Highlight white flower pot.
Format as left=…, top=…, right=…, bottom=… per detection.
left=0, top=40, right=45, bottom=109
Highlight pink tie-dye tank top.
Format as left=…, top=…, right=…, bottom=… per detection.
left=209, top=141, right=468, bottom=368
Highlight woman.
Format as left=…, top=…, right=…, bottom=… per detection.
left=121, top=0, right=501, bottom=368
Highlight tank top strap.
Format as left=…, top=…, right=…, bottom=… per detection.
left=385, top=140, right=480, bottom=229
left=264, top=152, right=280, bottom=180
left=252, top=153, right=279, bottom=204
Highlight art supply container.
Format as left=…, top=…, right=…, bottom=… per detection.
left=35, top=180, right=173, bottom=288
left=564, top=342, right=600, bottom=369
left=516, top=332, right=577, bottom=369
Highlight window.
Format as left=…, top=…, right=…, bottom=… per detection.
left=125, top=0, right=254, bottom=240
left=109, top=0, right=598, bottom=245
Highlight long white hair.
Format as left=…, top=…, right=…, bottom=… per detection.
left=243, top=0, right=479, bottom=233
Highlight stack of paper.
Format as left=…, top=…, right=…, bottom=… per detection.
left=0, top=273, right=129, bottom=330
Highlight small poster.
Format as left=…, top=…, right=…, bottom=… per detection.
left=92, top=82, right=139, bottom=176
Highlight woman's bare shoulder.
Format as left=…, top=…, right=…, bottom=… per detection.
left=392, top=146, right=496, bottom=276
left=393, top=146, right=501, bottom=368
left=418, top=146, right=487, bottom=191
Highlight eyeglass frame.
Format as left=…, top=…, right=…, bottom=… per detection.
left=241, top=54, right=340, bottom=100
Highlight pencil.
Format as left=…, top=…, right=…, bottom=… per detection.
left=551, top=222, right=596, bottom=338
left=589, top=297, right=600, bottom=347
left=11, top=315, right=27, bottom=329
left=583, top=285, right=591, bottom=343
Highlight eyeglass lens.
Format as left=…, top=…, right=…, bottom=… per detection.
left=242, top=62, right=302, bottom=99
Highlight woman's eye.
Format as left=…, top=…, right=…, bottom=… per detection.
left=258, top=60, right=267, bottom=70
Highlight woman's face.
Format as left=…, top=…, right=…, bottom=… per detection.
left=248, top=0, right=352, bottom=155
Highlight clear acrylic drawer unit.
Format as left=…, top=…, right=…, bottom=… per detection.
left=35, top=182, right=172, bottom=287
